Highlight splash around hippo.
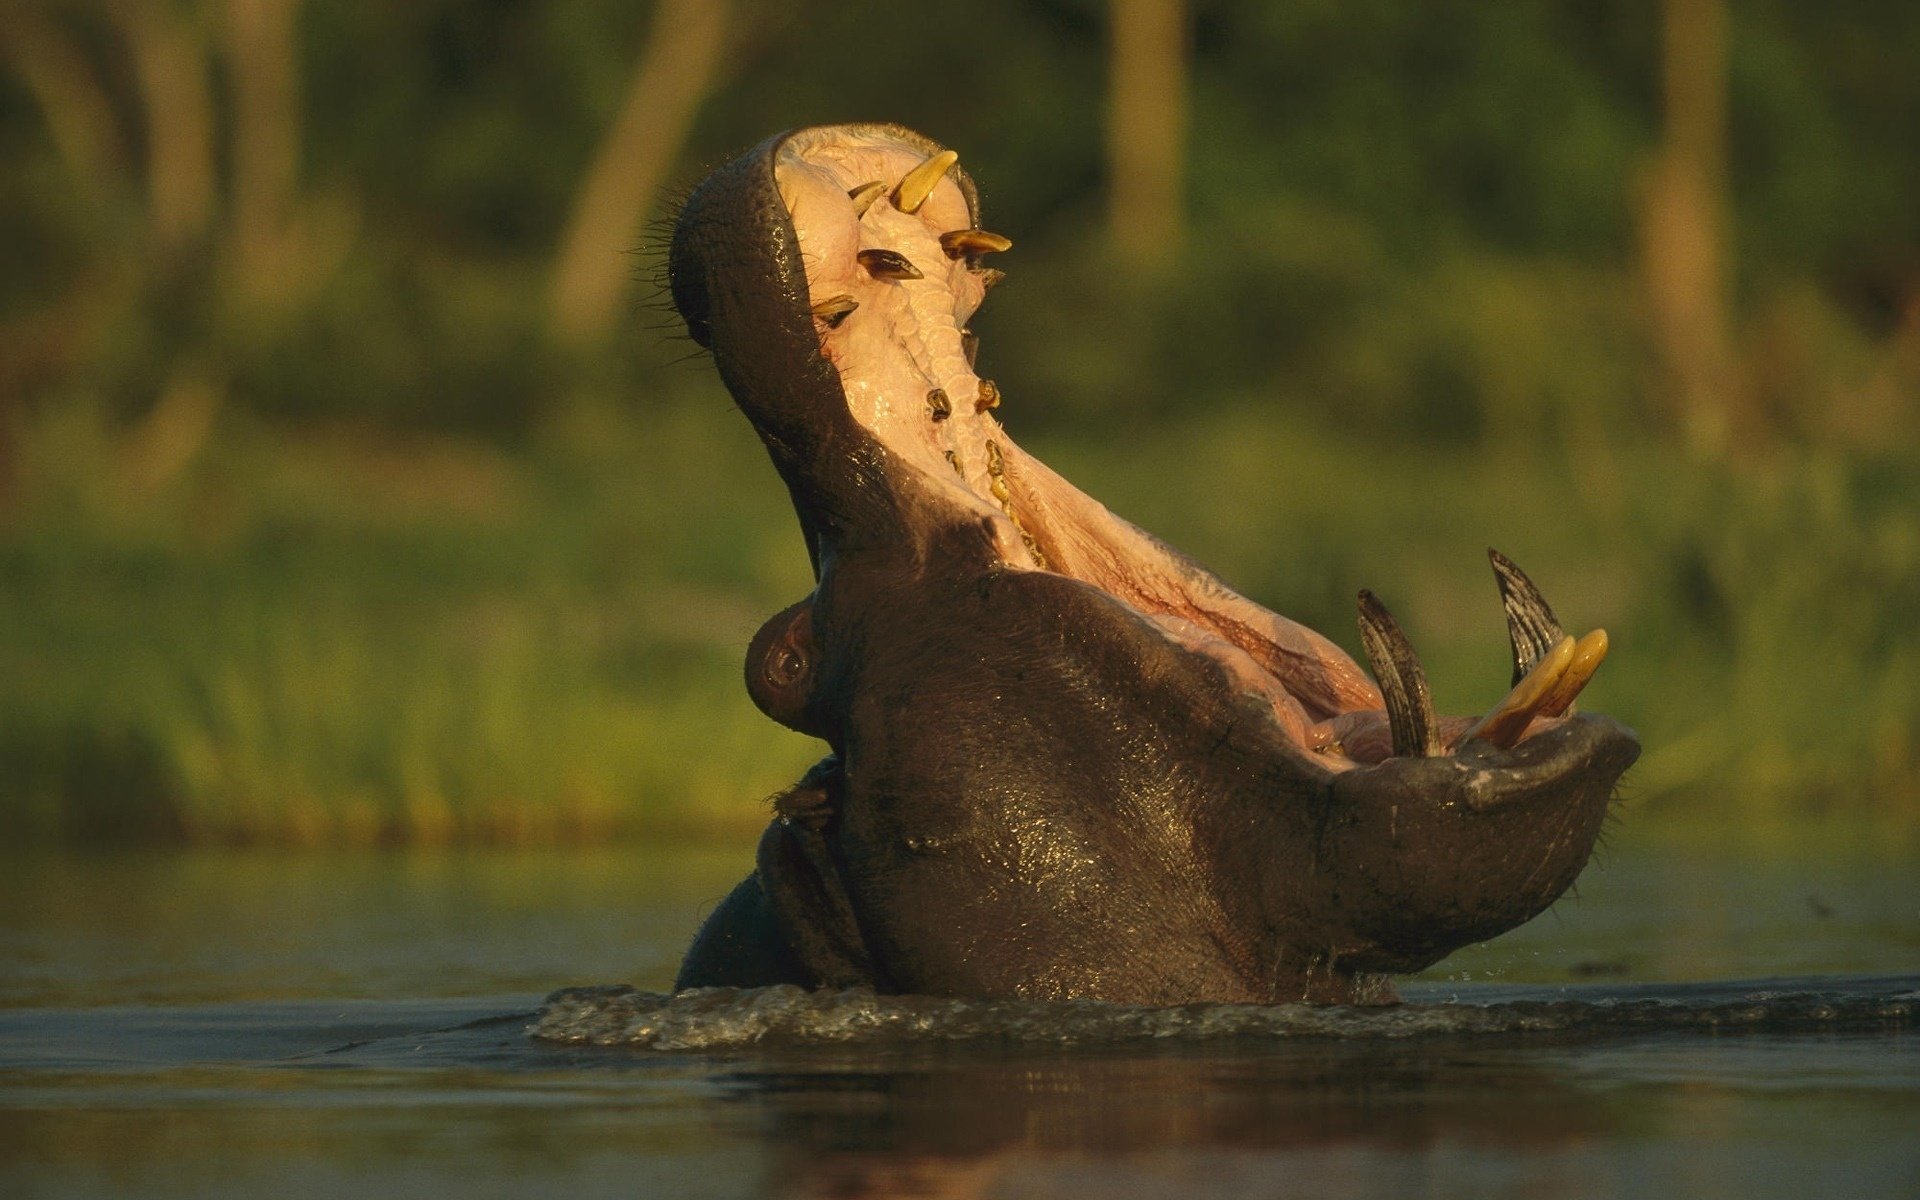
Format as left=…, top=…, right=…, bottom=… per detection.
left=665, top=124, right=1639, bottom=1006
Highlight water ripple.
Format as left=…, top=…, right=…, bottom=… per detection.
left=532, top=975, right=1919, bottom=1051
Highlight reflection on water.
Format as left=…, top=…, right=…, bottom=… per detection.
left=0, top=833, right=1916, bottom=1198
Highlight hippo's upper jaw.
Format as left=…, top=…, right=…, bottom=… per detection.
left=669, top=124, right=1641, bottom=1006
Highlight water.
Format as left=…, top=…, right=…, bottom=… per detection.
left=2, top=835, right=1916, bottom=1198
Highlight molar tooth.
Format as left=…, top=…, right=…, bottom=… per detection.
left=847, top=180, right=887, bottom=217
left=891, top=150, right=959, bottom=214
left=939, top=229, right=1014, bottom=259
left=1488, top=548, right=1568, bottom=687
left=927, top=388, right=951, bottom=421
left=944, top=449, right=963, bottom=476
left=857, top=248, right=923, bottom=281
left=1458, top=636, right=1577, bottom=750
left=985, top=438, right=1012, bottom=500
left=809, top=294, right=859, bottom=328
left=975, top=379, right=1000, bottom=412
left=1356, top=590, right=1440, bottom=758
left=983, top=438, right=1049, bottom=568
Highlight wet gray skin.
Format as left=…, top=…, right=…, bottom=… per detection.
left=668, top=124, right=1640, bottom=1006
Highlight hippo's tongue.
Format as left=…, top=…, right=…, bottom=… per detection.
left=773, top=128, right=1606, bottom=765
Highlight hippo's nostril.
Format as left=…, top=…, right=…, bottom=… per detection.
left=890, top=149, right=959, bottom=214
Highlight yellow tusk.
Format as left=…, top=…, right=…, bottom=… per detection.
left=891, top=150, right=959, bottom=214
left=1460, top=635, right=1576, bottom=749
left=1539, top=628, right=1609, bottom=717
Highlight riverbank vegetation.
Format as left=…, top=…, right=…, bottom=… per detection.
left=2, top=1, right=1915, bottom=843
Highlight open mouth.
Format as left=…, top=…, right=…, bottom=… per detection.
left=766, top=126, right=1608, bottom=772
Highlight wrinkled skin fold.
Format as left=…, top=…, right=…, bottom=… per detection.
left=669, top=124, right=1641, bottom=1005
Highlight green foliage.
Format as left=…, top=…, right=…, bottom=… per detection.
left=0, top=1, right=1916, bottom=841
left=4, top=395, right=1916, bottom=844
left=0, top=392, right=821, bottom=845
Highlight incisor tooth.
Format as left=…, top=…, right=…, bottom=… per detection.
left=939, top=229, right=1013, bottom=259
left=891, top=150, right=958, bottom=214
left=847, top=181, right=887, bottom=217
left=1459, top=635, right=1577, bottom=749
left=856, top=248, right=923, bottom=281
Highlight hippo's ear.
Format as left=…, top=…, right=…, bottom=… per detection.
left=755, top=810, right=883, bottom=991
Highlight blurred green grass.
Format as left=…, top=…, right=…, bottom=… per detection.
left=3, top=383, right=1915, bottom=846
left=1, top=388, right=822, bottom=845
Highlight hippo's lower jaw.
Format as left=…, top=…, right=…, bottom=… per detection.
left=670, top=124, right=1641, bottom=1006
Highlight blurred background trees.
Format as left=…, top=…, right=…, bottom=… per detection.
left=1, top=0, right=1915, bottom=843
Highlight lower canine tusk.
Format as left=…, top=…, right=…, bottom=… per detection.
left=1459, top=635, right=1578, bottom=749
left=1538, top=629, right=1608, bottom=719
left=1356, top=590, right=1441, bottom=758
left=1488, top=548, right=1568, bottom=686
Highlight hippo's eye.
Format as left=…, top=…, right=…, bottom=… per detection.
left=767, top=646, right=807, bottom=688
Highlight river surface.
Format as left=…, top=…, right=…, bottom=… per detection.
left=2, top=831, right=1916, bottom=1198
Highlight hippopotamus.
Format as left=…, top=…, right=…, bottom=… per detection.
left=667, top=124, right=1639, bottom=1005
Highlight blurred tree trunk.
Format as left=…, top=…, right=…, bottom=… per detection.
left=1107, top=0, right=1188, bottom=273
left=1640, top=0, right=1741, bottom=456
left=225, top=0, right=302, bottom=307
left=0, top=11, right=131, bottom=508
left=548, top=0, right=731, bottom=349
left=0, top=11, right=128, bottom=204
left=116, top=1, right=217, bottom=251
